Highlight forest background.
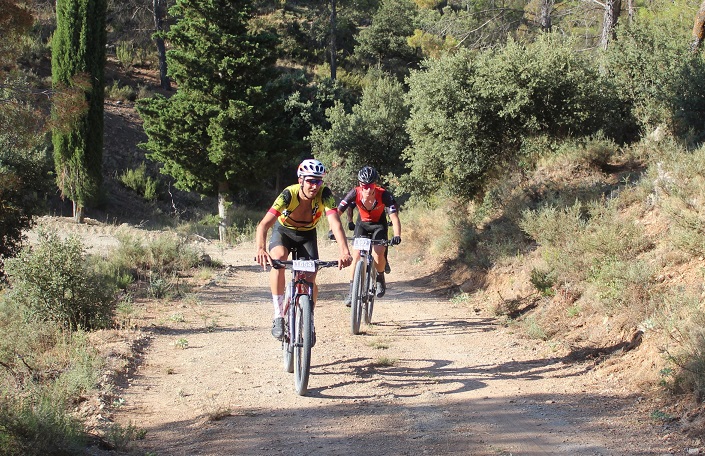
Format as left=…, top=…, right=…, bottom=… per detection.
left=4, top=0, right=705, bottom=452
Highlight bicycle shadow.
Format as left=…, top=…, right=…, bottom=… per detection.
left=369, top=317, right=496, bottom=336
left=308, top=352, right=592, bottom=400
left=308, top=356, right=488, bottom=399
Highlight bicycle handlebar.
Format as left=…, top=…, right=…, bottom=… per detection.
left=346, top=237, right=393, bottom=246
left=269, top=259, right=340, bottom=270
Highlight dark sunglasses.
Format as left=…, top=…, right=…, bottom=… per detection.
left=304, top=178, right=323, bottom=185
left=359, top=182, right=374, bottom=189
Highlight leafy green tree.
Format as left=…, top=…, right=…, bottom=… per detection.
left=137, top=0, right=279, bottom=241
left=354, top=0, right=419, bottom=74
left=310, top=71, right=409, bottom=193
left=403, top=34, right=626, bottom=201
left=413, top=0, right=526, bottom=53
left=51, top=0, right=107, bottom=223
left=604, top=17, right=705, bottom=140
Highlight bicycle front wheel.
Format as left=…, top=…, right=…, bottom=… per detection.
left=350, top=260, right=365, bottom=335
left=365, top=266, right=376, bottom=325
left=283, top=304, right=294, bottom=373
left=294, top=295, right=313, bottom=395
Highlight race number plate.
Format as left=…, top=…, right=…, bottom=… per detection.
left=292, top=259, right=316, bottom=272
left=353, top=237, right=371, bottom=251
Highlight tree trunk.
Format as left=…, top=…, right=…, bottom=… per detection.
left=692, top=0, right=705, bottom=53
left=539, top=0, right=553, bottom=32
left=329, top=0, right=337, bottom=80
left=73, top=201, right=85, bottom=223
left=600, top=0, right=621, bottom=50
left=153, top=0, right=171, bottom=90
left=217, top=181, right=232, bottom=242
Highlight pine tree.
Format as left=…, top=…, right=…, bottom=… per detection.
left=51, top=0, right=107, bottom=223
left=137, top=0, right=279, bottom=241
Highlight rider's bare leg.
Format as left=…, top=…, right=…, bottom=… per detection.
left=372, top=244, right=386, bottom=274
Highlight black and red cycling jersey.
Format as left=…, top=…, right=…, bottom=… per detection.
left=337, top=185, right=398, bottom=223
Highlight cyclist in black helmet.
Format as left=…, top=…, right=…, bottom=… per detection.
left=337, top=165, right=402, bottom=305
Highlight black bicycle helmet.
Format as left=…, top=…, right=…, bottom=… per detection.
left=357, top=166, right=379, bottom=185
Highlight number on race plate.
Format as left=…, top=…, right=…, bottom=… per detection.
left=353, top=237, right=372, bottom=251
left=292, top=259, right=316, bottom=272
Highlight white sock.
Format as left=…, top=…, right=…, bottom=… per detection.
left=272, top=294, right=284, bottom=318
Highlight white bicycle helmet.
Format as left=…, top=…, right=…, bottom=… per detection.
left=297, top=159, right=326, bottom=178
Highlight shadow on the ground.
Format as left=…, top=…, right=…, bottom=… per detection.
left=110, top=389, right=674, bottom=456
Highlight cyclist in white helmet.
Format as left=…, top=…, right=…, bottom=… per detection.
left=255, top=159, right=353, bottom=340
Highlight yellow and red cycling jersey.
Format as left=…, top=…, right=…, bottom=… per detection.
left=267, top=183, right=337, bottom=231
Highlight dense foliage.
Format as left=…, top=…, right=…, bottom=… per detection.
left=604, top=18, right=705, bottom=141
left=0, top=2, right=54, bottom=279
left=403, top=34, right=629, bottom=200
left=310, top=71, right=409, bottom=193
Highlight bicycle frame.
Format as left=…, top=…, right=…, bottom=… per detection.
left=350, top=236, right=391, bottom=335
left=271, top=257, right=337, bottom=395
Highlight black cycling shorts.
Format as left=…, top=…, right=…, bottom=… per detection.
left=269, top=221, right=319, bottom=260
left=354, top=220, right=388, bottom=241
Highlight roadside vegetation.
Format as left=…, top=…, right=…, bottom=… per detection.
left=4, top=0, right=705, bottom=452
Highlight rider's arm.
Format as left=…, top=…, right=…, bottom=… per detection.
left=337, top=188, right=357, bottom=215
left=382, top=190, right=401, bottom=238
left=389, top=211, right=401, bottom=238
left=254, top=212, right=277, bottom=268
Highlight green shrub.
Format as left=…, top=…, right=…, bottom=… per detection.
left=119, top=162, right=158, bottom=201
left=654, top=145, right=705, bottom=257
left=3, top=230, right=116, bottom=330
left=588, top=258, right=655, bottom=311
left=106, top=231, right=202, bottom=283
left=115, top=40, right=135, bottom=71
left=529, top=268, right=556, bottom=296
left=521, top=200, right=653, bottom=308
left=0, top=133, right=54, bottom=280
left=0, top=304, right=100, bottom=456
left=103, top=421, right=146, bottom=452
left=0, top=392, right=86, bottom=456
left=653, top=288, right=705, bottom=399
left=105, top=80, right=136, bottom=102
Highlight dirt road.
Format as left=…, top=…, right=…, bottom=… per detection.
left=90, top=235, right=689, bottom=455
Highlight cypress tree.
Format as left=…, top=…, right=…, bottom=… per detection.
left=51, top=0, right=107, bottom=222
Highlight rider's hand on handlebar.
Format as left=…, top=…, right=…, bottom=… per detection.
left=254, top=248, right=271, bottom=269
left=391, top=236, right=402, bottom=246
left=347, top=221, right=356, bottom=231
left=338, top=254, right=353, bottom=269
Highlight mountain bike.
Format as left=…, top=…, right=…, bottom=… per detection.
left=270, top=257, right=338, bottom=395
left=350, top=236, right=392, bottom=335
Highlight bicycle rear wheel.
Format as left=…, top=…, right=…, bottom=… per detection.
left=294, top=295, right=313, bottom=395
left=350, top=260, right=365, bottom=335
